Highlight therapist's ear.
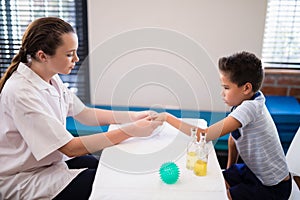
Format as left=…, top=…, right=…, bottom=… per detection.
left=35, top=50, right=48, bottom=63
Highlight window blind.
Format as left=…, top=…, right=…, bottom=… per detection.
left=0, top=0, right=90, bottom=102
left=262, top=0, right=300, bottom=69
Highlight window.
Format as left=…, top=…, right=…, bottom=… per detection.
left=0, top=0, right=90, bottom=102
left=262, top=0, right=300, bottom=69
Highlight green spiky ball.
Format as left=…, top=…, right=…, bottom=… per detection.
left=159, top=162, right=180, bottom=184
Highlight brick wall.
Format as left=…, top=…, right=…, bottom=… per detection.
left=262, top=69, right=300, bottom=103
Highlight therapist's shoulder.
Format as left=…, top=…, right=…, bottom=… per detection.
left=2, top=75, right=25, bottom=93
left=2, top=74, right=38, bottom=102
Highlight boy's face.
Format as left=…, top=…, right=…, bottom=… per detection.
left=219, top=71, right=247, bottom=107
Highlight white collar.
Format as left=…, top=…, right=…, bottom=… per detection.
left=17, top=63, right=59, bottom=96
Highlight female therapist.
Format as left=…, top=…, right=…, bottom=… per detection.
left=0, top=17, right=162, bottom=200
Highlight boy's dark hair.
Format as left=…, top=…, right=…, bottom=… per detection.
left=218, top=51, right=264, bottom=92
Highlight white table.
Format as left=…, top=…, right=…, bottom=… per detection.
left=89, top=118, right=228, bottom=200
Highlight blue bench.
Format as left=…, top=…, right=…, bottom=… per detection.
left=67, top=96, right=300, bottom=153
left=265, top=96, right=300, bottom=153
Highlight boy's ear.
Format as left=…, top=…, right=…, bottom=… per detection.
left=243, top=82, right=253, bottom=94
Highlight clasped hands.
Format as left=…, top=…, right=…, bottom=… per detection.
left=121, top=111, right=168, bottom=138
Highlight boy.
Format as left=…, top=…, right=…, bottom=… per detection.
left=154, top=52, right=291, bottom=200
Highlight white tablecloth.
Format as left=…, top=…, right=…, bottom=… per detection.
left=89, top=118, right=228, bottom=200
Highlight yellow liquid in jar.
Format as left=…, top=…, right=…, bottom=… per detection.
left=193, top=160, right=207, bottom=176
left=186, top=151, right=197, bottom=170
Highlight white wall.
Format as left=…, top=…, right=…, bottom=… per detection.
left=87, top=0, right=267, bottom=112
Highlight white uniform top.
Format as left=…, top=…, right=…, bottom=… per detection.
left=0, top=63, right=86, bottom=199
left=229, top=91, right=289, bottom=186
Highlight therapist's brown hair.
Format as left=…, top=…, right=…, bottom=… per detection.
left=0, top=17, right=75, bottom=93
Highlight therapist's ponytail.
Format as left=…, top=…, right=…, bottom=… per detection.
left=0, top=51, right=23, bottom=93
left=0, top=17, right=75, bottom=93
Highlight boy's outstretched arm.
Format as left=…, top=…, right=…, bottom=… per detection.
left=205, top=116, right=241, bottom=141
left=154, top=112, right=241, bottom=142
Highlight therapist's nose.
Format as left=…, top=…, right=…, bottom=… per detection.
left=73, top=52, right=79, bottom=63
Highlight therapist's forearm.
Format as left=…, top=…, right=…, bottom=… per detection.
left=75, top=107, right=148, bottom=126
left=74, top=108, right=115, bottom=126
left=103, top=129, right=132, bottom=145
left=79, top=129, right=132, bottom=154
left=59, top=129, right=132, bottom=157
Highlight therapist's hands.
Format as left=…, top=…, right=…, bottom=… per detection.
left=151, top=112, right=169, bottom=122
left=121, top=115, right=163, bottom=137
left=132, top=110, right=158, bottom=121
